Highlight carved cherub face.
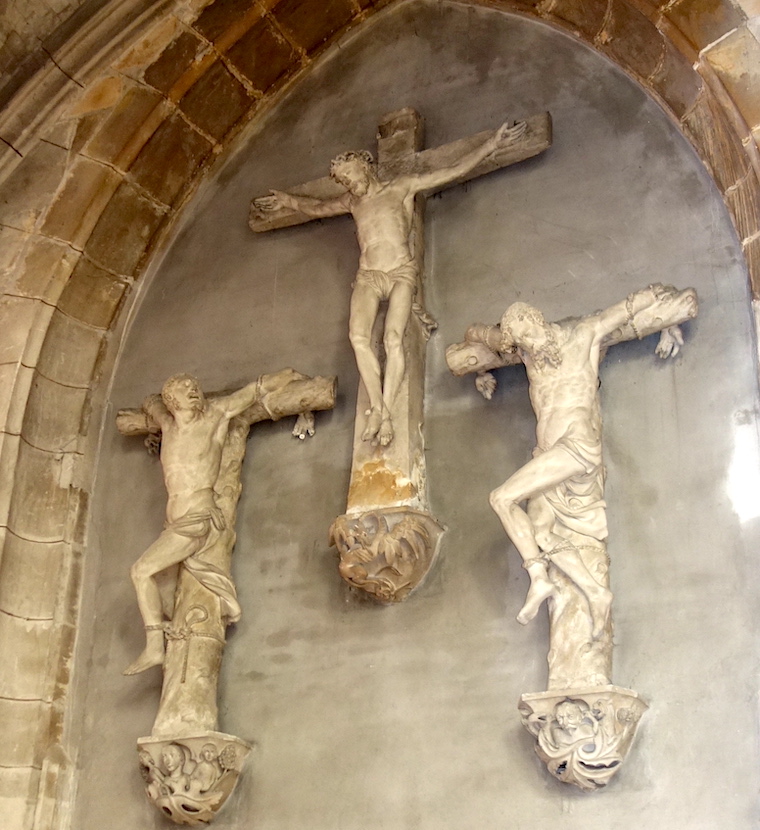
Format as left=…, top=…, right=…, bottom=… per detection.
left=201, top=744, right=217, bottom=762
left=330, top=152, right=373, bottom=196
left=161, top=744, right=184, bottom=773
left=162, top=374, right=204, bottom=414
left=555, top=701, right=585, bottom=731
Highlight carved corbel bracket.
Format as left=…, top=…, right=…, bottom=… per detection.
left=137, top=732, right=251, bottom=825
left=330, top=507, right=444, bottom=603
left=518, top=686, right=647, bottom=791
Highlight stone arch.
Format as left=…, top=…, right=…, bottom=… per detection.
left=0, top=0, right=758, bottom=826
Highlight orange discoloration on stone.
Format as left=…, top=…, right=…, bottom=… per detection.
left=347, top=458, right=416, bottom=506
left=69, top=76, right=124, bottom=116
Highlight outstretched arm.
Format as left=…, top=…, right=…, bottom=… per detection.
left=404, top=121, right=527, bottom=194
left=595, top=284, right=698, bottom=357
left=253, top=189, right=349, bottom=219
left=219, top=380, right=263, bottom=418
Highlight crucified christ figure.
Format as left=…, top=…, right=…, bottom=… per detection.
left=451, top=284, right=698, bottom=639
left=253, top=121, right=526, bottom=447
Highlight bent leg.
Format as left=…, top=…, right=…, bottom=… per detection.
left=490, top=448, right=585, bottom=624
left=124, top=528, right=204, bottom=675
left=349, top=283, right=383, bottom=442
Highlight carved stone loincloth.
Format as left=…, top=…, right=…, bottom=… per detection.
left=534, top=428, right=607, bottom=541
left=354, top=261, right=417, bottom=301
left=165, top=507, right=242, bottom=623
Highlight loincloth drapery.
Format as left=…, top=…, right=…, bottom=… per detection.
left=534, top=429, right=607, bottom=541
left=165, top=507, right=242, bottom=623
left=354, top=261, right=418, bottom=301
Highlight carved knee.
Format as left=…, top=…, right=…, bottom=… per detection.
left=383, top=328, right=404, bottom=355
left=349, top=329, right=372, bottom=352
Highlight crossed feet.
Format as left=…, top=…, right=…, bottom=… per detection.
left=518, top=565, right=612, bottom=641
left=361, top=406, right=394, bottom=447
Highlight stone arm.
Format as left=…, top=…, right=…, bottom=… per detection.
left=595, top=284, right=698, bottom=358
left=401, top=121, right=527, bottom=195
left=253, top=189, right=349, bottom=219
left=445, top=322, right=523, bottom=400
left=218, top=380, right=265, bottom=419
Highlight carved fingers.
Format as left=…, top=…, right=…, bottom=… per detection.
left=292, top=411, right=315, bottom=439
left=655, top=325, right=684, bottom=359
left=494, top=120, right=528, bottom=148
left=475, top=372, right=497, bottom=400
left=253, top=190, right=292, bottom=212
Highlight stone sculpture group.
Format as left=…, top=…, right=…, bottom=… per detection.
left=120, top=106, right=698, bottom=823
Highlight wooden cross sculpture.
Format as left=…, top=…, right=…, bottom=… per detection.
left=251, top=108, right=552, bottom=603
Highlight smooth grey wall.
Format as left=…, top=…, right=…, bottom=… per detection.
left=72, top=2, right=760, bottom=828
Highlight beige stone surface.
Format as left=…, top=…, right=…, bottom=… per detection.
left=0, top=532, right=66, bottom=620
left=0, top=766, right=41, bottom=830
left=0, top=432, right=21, bottom=528
left=0, top=361, right=34, bottom=436
left=36, top=309, right=105, bottom=387
left=10, top=236, right=79, bottom=305
left=0, top=140, right=68, bottom=233
left=0, top=295, right=53, bottom=366
left=0, top=613, right=55, bottom=700
left=40, top=156, right=122, bottom=250
left=0, top=697, right=51, bottom=767
left=6, top=440, right=72, bottom=542
left=704, top=23, right=760, bottom=131
left=22, top=373, right=89, bottom=452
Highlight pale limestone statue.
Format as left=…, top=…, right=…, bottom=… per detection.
left=447, top=283, right=697, bottom=789
left=254, top=122, right=525, bottom=447
left=117, top=368, right=336, bottom=823
left=251, top=107, right=552, bottom=604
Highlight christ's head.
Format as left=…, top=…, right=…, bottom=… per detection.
left=162, top=374, right=204, bottom=414
left=330, top=150, right=374, bottom=196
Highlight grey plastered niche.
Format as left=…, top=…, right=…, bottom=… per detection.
left=71, top=1, right=760, bottom=828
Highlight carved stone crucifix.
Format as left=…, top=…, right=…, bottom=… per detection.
left=447, top=284, right=698, bottom=790
left=250, top=108, right=552, bottom=602
left=117, top=368, right=336, bottom=824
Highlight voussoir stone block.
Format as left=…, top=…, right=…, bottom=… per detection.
left=41, top=156, right=122, bottom=250
left=143, top=29, right=208, bottom=94
left=84, top=181, right=167, bottom=276
left=545, top=0, right=608, bottom=40
left=603, top=0, right=665, bottom=80
left=0, top=766, right=41, bottom=830
left=0, top=432, right=21, bottom=528
left=22, top=373, right=89, bottom=452
left=744, top=235, right=760, bottom=298
left=0, top=612, right=55, bottom=700
left=726, top=171, right=760, bottom=242
left=11, top=236, right=79, bottom=305
left=227, top=16, right=298, bottom=93
left=37, top=309, right=105, bottom=388
left=178, top=60, right=254, bottom=141
left=0, top=697, right=51, bottom=767
left=652, top=40, right=703, bottom=120
left=0, top=361, right=34, bottom=436
left=85, top=84, right=167, bottom=168
left=0, top=294, right=53, bottom=368
left=57, top=256, right=129, bottom=329
left=0, top=225, right=30, bottom=289
left=665, top=0, right=746, bottom=52
left=0, top=140, right=68, bottom=233
left=0, top=532, right=66, bottom=620
left=271, top=0, right=357, bottom=54
left=193, top=0, right=264, bottom=43
left=129, top=113, right=213, bottom=206
left=704, top=24, right=760, bottom=132
left=7, top=440, right=72, bottom=542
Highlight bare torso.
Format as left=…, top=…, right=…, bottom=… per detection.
left=159, top=403, right=229, bottom=521
left=523, top=321, right=603, bottom=450
left=350, top=180, right=416, bottom=271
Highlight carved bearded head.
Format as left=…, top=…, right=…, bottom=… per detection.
left=162, top=374, right=204, bottom=414
left=330, top=150, right=374, bottom=196
left=500, top=302, right=561, bottom=369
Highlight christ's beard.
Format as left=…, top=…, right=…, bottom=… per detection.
left=526, top=339, right=562, bottom=370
